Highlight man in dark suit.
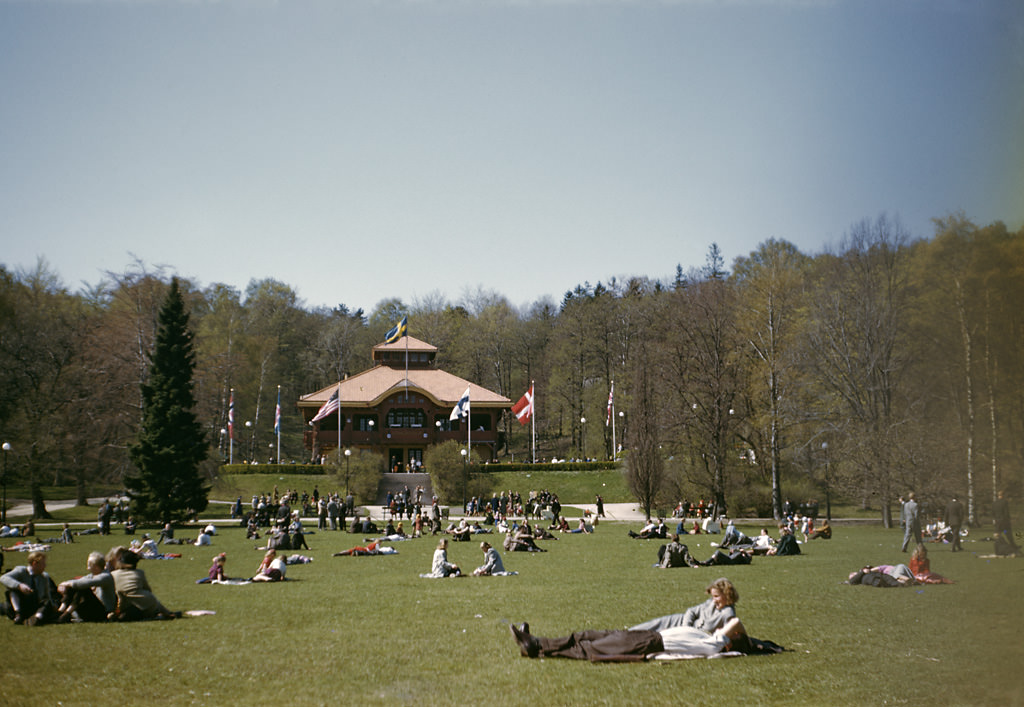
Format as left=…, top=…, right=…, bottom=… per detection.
left=1, top=551, right=58, bottom=625
left=945, top=495, right=965, bottom=552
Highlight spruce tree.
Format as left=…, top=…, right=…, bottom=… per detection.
left=126, top=278, right=209, bottom=523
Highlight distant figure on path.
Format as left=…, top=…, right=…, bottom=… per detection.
left=901, top=492, right=922, bottom=552
left=945, top=495, right=965, bottom=552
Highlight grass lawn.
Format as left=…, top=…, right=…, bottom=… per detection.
left=1, top=518, right=1021, bottom=706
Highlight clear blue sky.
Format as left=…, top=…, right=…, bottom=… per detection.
left=2, top=0, right=1021, bottom=314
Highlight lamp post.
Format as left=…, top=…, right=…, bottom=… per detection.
left=580, top=417, right=587, bottom=461
left=245, top=421, right=253, bottom=463
left=219, top=428, right=227, bottom=461
left=460, top=447, right=468, bottom=515
left=1, top=442, right=10, bottom=525
left=821, top=442, right=832, bottom=522
left=344, top=448, right=352, bottom=496
left=617, top=411, right=625, bottom=458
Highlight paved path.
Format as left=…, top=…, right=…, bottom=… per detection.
left=6, top=497, right=877, bottom=529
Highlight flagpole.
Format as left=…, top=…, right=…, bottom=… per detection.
left=530, top=381, right=536, bottom=464
left=606, top=377, right=614, bottom=459
left=229, top=388, right=234, bottom=465
left=336, top=382, right=342, bottom=467
left=276, top=385, right=281, bottom=464
left=404, top=330, right=409, bottom=402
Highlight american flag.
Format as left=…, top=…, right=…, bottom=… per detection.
left=228, top=389, right=235, bottom=440
left=311, top=387, right=341, bottom=423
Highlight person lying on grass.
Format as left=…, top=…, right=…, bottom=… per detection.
left=846, top=563, right=915, bottom=587
left=333, top=540, right=385, bottom=556
left=509, top=617, right=750, bottom=662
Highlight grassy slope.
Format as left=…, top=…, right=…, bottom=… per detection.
left=1, top=519, right=1021, bottom=706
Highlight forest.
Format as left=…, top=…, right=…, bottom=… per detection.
left=1, top=213, right=1021, bottom=527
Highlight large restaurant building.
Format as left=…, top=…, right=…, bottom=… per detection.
left=298, top=336, right=511, bottom=471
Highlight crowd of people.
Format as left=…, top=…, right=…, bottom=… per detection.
left=2, top=480, right=1012, bottom=666
left=1, top=547, right=181, bottom=625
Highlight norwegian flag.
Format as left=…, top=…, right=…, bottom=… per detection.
left=511, top=384, right=534, bottom=426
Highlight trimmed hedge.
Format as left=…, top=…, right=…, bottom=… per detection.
left=479, top=461, right=618, bottom=472
left=220, top=464, right=329, bottom=475
left=220, top=461, right=619, bottom=475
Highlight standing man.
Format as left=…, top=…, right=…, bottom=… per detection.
left=98, top=499, right=113, bottom=536
left=945, top=494, right=965, bottom=552
left=993, top=491, right=1019, bottom=551
left=901, top=492, right=922, bottom=552
left=327, top=495, right=340, bottom=531
left=595, top=494, right=605, bottom=518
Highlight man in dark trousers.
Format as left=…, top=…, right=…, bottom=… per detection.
left=993, top=491, right=1018, bottom=552
left=901, top=492, right=921, bottom=552
left=945, top=495, right=965, bottom=552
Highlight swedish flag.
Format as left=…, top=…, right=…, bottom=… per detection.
left=384, top=315, right=408, bottom=344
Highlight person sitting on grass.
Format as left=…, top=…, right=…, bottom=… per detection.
left=251, top=549, right=286, bottom=582
left=132, top=534, right=160, bottom=559
left=509, top=617, right=748, bottom=662
left=428, top=538, right=461, bottom=577
left=1, top=550, right=59, bottom=626
left=57, top=551, right=116, bottom=622
left=656, top=535, right=701, bottom=568
left=472, top=541, right=506, bottom=576
left=808, top=520, right=832, bottom=540
left=110, top=550, right=180, bottom=620
left=569, top=517, right=592, bottom=534
left=504, top=524, right=547, bottom=553
left=289, top=512, right=310, bottom=550
left=752, top=528, right=775, bottom=554
left=197, top=553, right=227, bottom=584
left=767, top=525, right=801, bottom=555
left=909, top=543, right=953, bottom=584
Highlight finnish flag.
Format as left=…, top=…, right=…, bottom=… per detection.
left=450, top=387, right=471, bottom=421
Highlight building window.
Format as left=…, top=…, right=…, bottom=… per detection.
left=386, top=409, right=426, bottom=428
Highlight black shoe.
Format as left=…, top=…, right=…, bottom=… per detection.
left=12, top=614, right=23, bottom=625
left=510, top=623, right=539, bottom=658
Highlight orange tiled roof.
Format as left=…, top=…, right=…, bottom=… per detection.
left=299, top=365, right=510, bottom=409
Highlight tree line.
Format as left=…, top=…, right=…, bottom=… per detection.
left=1, top=213, right=1021, bottom=525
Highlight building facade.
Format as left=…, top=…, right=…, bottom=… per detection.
left=298, top=336, right=511, bottom=471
